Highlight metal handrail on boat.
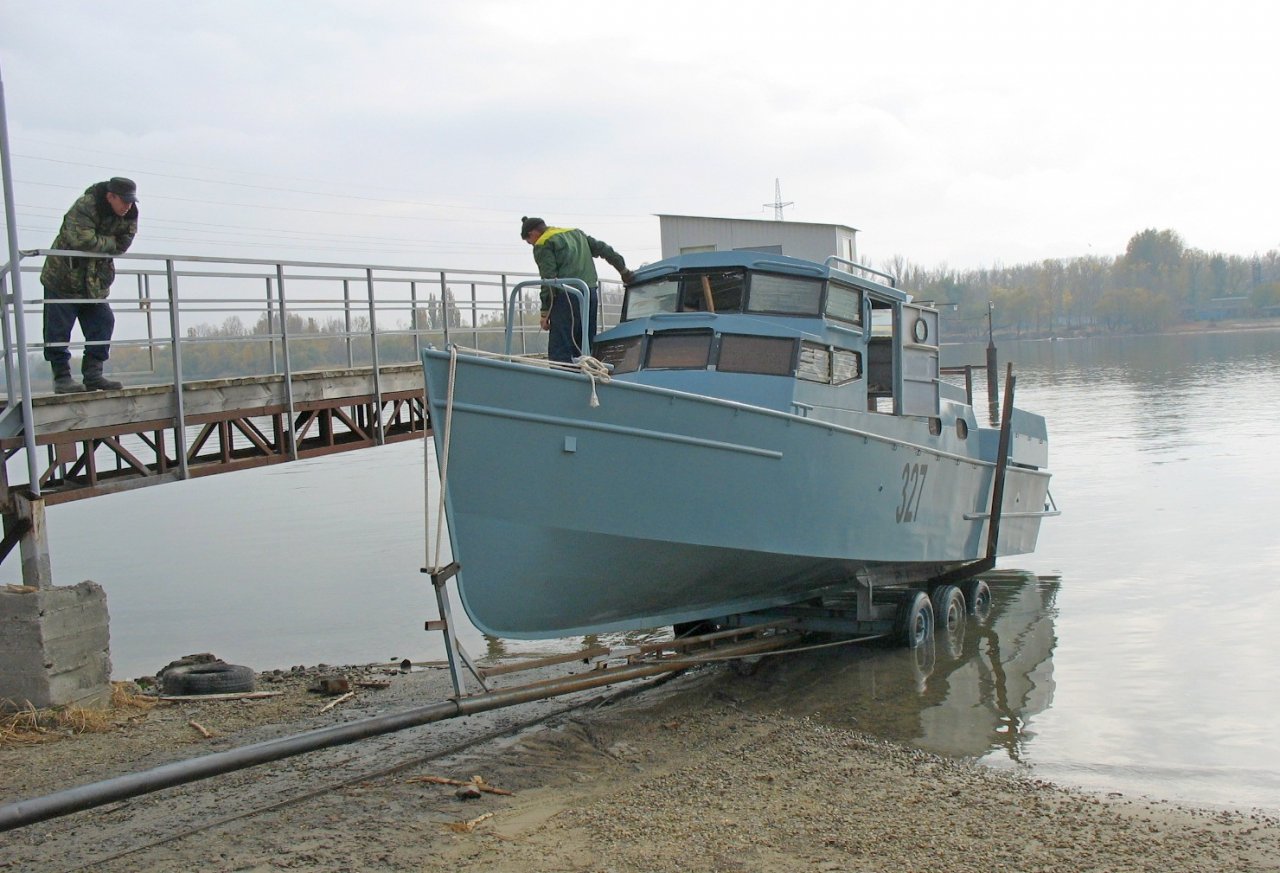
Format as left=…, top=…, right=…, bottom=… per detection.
left=505, top=278, right=591, bottom=358
left=823, top=255, right=898, bottom=287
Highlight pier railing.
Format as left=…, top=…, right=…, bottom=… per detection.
left=0, top=248, right=625, bottom=500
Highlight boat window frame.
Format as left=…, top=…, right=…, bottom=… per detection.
left=744, top=272, right=825, bottom=317
left=824, top=281, right=864, bottom=327
left=592, top=335, right=645, bottom=375
left=717, top=333, right=798, bottom=377
left=621, top=269, right=748, bottom=321
left=644, top=328, right=715, bottom=370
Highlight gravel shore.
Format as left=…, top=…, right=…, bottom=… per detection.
left=2, top=653, right=1278, bottom=872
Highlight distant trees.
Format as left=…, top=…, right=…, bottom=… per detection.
left=878, top=229, right=1278, bottom=340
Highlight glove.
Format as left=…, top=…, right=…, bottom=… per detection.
left=621, top=269, right=636, bottom=285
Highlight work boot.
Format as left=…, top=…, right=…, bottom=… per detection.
left=51, top=363, right=87, bottom=395
left=81, top=359, right=122, bottom=391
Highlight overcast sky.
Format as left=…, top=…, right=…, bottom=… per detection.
left=2, top=0, right=1276, bottom=277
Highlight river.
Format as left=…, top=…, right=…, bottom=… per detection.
left=33, top=326, right=1280, bottom=814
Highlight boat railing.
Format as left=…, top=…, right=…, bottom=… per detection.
left=504, top=278, right=591, bottom=358
left=824, top=255, right=898, bottom=288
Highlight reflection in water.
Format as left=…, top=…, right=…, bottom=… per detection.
left=919, top=572, right=1059, bottom=760
left=728, top=571, right=1060, bottom=763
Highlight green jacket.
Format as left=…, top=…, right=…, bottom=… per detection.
left=532, top=227, right=626, bottom=313
left=40, top=182, right=139, bottom=299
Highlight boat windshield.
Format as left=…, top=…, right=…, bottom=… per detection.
left=625, top=270, right=745, bottom=320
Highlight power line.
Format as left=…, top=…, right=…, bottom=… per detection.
left=11, top=148, right=655, bottom=218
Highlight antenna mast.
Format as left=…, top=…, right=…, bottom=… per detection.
left=764, top=178, right=793, bottom=220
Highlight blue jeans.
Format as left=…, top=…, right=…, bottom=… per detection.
left=43, top=285, right=114, bottom=366
left=547, top=286, right=599, bottom=363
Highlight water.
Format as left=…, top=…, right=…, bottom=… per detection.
left=24, top=327, right=1280, bottom=813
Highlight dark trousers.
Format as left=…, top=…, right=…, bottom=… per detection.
left=43, top=285, right=114, bottom=367
left=547, top=286, right=599, bottom=364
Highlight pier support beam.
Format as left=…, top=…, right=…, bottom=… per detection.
left=0, top=489, right=113, bottom=711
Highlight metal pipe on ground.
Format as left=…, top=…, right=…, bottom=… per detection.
left=0, top=632, right=795, bottom=832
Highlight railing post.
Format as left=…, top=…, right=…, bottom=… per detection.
left=164, top=259, right=190, bottom=480
left=438, top=271, right=449, bottom=344
left=499, top=273, right=519, bottom=355
left=141, top=272, right=156, bottom=374
left=343, top=278, right=354, bottom=368
left=0, top=75, right=41, bottom=497
left=365, top=268, right=385, bottom=445
left=277, top=264, right=298, bottom=461
left=410, top=279, right=421, bottom=362
left=470, top=282, right=478, bottom=348
left=265, top=277, right=279, bottom=374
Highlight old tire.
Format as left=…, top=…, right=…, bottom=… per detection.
left=898, top=591, right=934, bottom=649
left=961, top=579, right=993, bottom=621
left=162, top=662, right=256, bottom=696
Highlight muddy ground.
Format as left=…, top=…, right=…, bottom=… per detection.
left=2, top=650, right=1279, bottom=873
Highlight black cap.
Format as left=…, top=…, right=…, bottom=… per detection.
left=107, top=177, right=138, bottom=203
left=520, top=216, right=545, bottom=239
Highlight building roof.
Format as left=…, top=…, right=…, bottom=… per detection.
left=655, top=214, right=859, bottom=233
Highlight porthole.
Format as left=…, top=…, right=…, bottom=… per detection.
left=928, top=417, right=942, bottom=436
left=956, top=418, right=969, bottom=439
left=912, top=316, right=929, bottom=343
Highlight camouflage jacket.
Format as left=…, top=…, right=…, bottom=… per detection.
left=531, top=227, right=626, bottom=313
left=39, top=182, right=139, bottom=299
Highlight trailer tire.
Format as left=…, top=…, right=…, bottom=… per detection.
left=898, top=591, right=934, bottom=649
left=162, top=663, right=256, bottom=696
left=931, top=584, right=966, bottom=632
left=961, top=579, right=992, bottom=622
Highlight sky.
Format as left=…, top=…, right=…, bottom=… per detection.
left=1, top=0, right=1277, bottom=278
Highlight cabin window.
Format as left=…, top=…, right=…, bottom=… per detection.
left=832, top=348, right=862, bottom=384
left=593, top=336, right=643, bottom=374
left=646, top=329, right=713, bottom=369
left=624, top=278, right=680, bottom=319
left=718, top=335, right=795, bottom=376
left=680, top=270, right=745, bottom=313
left=798, top=343, right=831, bottom=382
left=869, top=303, right=895, bottom=337
left=747, top=274, right=823, bottom=316
left=825, top=283, right=863, bottom=326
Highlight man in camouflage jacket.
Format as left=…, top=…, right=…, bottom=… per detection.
left=520, top=216, right=634, bottom=363
left=41, top=177, right=139, bottom=393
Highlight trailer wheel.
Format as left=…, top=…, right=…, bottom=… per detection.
left=931, top=584, right=966, bottom=632
left=898, top=591, right=934, bottom=649
left=961, top=579, right=992, bottom=621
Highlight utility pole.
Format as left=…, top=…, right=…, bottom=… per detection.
left=763, top=178, right=793, bottom=221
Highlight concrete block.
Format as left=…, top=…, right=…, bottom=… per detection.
left=0, top=580, right=112, bottom=711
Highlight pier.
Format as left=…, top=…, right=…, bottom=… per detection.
left=0, top=246, right=623, bottom=709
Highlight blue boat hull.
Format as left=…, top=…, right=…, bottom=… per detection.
left=423, top=350, right=1051, bottom=639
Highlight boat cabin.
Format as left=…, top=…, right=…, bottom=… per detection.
left=592, top=251, right=941, bottom=421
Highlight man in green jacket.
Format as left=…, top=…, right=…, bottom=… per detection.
left=40, top=177, right=139, bottom=393
left=521, top=216, right=634, bottom=363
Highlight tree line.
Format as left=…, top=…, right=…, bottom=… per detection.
left=884, top=229, right=1280, bottom=340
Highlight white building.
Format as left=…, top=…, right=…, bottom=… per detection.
left=656, top=214, right=859, bottom=266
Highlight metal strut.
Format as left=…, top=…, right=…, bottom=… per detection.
left=421, top=561, right=488, bottom=697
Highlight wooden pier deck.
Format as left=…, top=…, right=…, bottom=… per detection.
left=1, top=363, right=428, bottom=505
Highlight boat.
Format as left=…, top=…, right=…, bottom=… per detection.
left=421, top=250, right=1054, bottom=645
